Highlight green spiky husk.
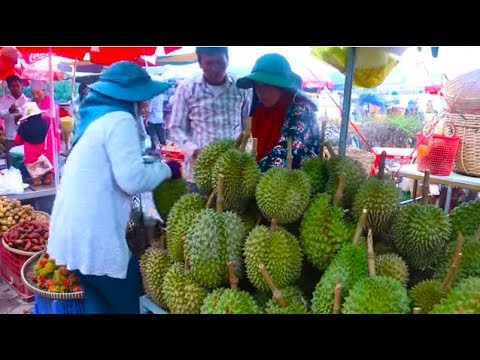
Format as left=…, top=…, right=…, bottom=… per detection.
left=375, top=253, right=409, bottom=286
left=139, top=247, right=173, bottom=308
left=449, top=200, right=480, bottom=240
left=186, top=209, right=246, bottom=289
left=166, top=193, right=205, bottom=262
left=430, top=277, right=480, bottom=314
left=301, top=158, right=329, bottom=195
left=353, top=178, right=400, bottom=235
left=300, top=193, right=354, bottom=270
left=153, top=178, right=189, bottom=220
left=409, top=280, right=447, bottom=314
left=162, top=264, right=207, bottom=314
left=200, top=288, right=262, bottom=314
left=256, top=167, right=312, bottom=224
left=393, top=204, right=451, bottom=270
left=244, top=225, right=303, bottom=292
left=264, top=286, right=310, bottom=314
left=343, top=276, right=411, bottom=314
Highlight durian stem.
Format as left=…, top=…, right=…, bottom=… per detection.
left=412, top=307, right=422, bottom=314
left=270, top=219, right=280, bottom=232
left=239, top=117, right=253, bottom=152
left=421, top=170, right=431, bottom=205
left=441, top=232, right=465, bottom=293
left=256, top=215, right=262, bottom=226
left=206, top=189, right=217, bottom=209
left=319, top=120, right=327, bottom=161
left=323, top=141, right=337, bottom=158
left=377, top=151, right=387, bottom=181
left=216, top=175, right=225, bottom=214
left=158, top=227, right=166, bottom=250
left=286, top=137, right=293, bottom=171
left=333, top=283, right=342, bottom=314
left=353, top=208, right=368, bottom=246
left=367, top=228, right=376, bottom=277
left=333, top=174, right=346, bottom=207
left=474, top=227, right=480, bottom=242
left=258, top=264, right=287, bottom=307
left=227, top=261, right=239, bottom=290
left=234, top=132, right=243, bottom=149
left=252, top=138, right=258, bottom=159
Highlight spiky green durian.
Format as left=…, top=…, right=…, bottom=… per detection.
left=430, top=277, right=480, bottom=314
left=139, top=247, right=173, bottom=308
left=353, top=178, right=400, bottom=234
left=256, top=167, right=312, bottom=224
left=186, top=209, right=246, bottom=288
left=375, top=253, right=409, bottom=286
left=200, top=288, right=262, bottom=314
left=326, top=156, right=367, bottom=210
left=409, top=280, right=447, bottom=314
left=264, top=286, right=309, bottom=314
left=342, top=276, right=411, bottom=314
left=194, top=140, right=235, bottom=193
left=244, top=225, right=303, bottom=292
left=152, top=178, right=189, bottom=220
left=300, top=158, right=329, bottom=195
left=161, top=263, right=207, bottom=314
left=311, top=243, right=368, bottom=314
left=300, top=193, right=354, bottom=270
left=166, top=193, right=205, bottom=262
left=393, top=204, right=451, bottom=270
left=449, top=200, right=480, bottom=240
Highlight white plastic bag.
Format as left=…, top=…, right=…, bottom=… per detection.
left=0, top=167, right=25, bottom=195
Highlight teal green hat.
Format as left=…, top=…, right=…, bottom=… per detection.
left=236, top=53, right=302, bottom=91
left=89, top=61, right=170, bottom=102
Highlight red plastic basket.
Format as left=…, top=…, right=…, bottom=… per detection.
left=416, top=133, right=461, bottom=176
left=0, top=245, right=34, bottom=301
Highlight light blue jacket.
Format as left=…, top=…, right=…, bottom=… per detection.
left=47, top=111, right=172, bottom=279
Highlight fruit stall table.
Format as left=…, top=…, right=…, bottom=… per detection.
left=397, top=164, right=480, bottom=213
left=371, top=147, right=415, bottom=175
left=6, top=184, right=56, bottom=210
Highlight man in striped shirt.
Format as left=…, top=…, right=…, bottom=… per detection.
left=168, top=47, right=252, bottom=184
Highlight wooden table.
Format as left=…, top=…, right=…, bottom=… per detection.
left=397, top=164, right=480, bottom=213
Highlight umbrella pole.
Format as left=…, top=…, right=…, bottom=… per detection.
left=48, top=47, right=60, bottom=190
left=338, top=47, right=356, bottom=158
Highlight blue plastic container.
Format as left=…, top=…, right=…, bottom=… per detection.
left=32, top=294, right=84, bottom=314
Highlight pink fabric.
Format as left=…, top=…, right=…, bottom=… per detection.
left=14, top=133, right=44, bottom=164
left=38, top=96, right=61, bottom=172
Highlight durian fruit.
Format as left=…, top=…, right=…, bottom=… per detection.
left=300, top=193, right=354, bottom=271
left=256, top=167, right=312, bottom=224
left=152, top=178, right=189, bottom=220
left=409, top=280, right=447, bottom=314
left=300, top=157, right=329, bottom=195
left=194, top=140, right=234, bottom=193
left=200, top=288, right=262, bottom=314
left=166, top=193, right=205, bottom=262
left=449, top=200, right=480, bottom=240
left=264, top=286, right=309, bottom=314
left=393, top=204, right=451, bottom=270
left=161, top=263, right=207, bottom=314
left=326, top=156, right=367, bottom=210
left=186, top=209, right=246, bottom=288
left=139, top=247, right=173, bottom=308
left=211, top=149, right=261, bottom=211
left=430, top=277, right=480, bottom=314
left=375, top=253, right=409, bottom=286
left=353, top=178, right=400, bottom=235
left=244, top=223, right=303, bottom=292
left=342, top=276, right=411, bottom=314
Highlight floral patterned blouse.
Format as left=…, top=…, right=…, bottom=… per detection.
left=257, top=98, right=320, bottom=172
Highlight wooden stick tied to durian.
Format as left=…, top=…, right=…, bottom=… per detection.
left=323, top=140, right=337, bottom=159
left=319, top=119, right=327, bottom=162
left=333, top=283, right=342, bottom=314
left=441, top=232, right=465, bottom=293
left=286, top=137, right=294, bottom=171
left=333, top=174, right=346, bottom=207
left=258, top=263, right=287, bottom=307
left=216, top=174, right=225, bottom=213
left=367, top=228, right=376, bottom=277
left=227, top=261, right=239, bottom=290
left=377, top=151, right=387, bottom=181
left=421, top=170, right=431, bottom=205
left=252, top=138, right=258, bottom=160
left=239, top=116, right=252, bottom=152
left=353, top=208, right=368, bottom=246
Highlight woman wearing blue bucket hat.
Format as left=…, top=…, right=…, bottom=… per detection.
left=47, top=61, right=182, bottom=314
left=237, top=53, right=320, bottom=171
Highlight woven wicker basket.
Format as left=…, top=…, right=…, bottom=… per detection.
left=21, top=250, right=84, bottom=300
left=443, top=70, right=480, bottom=115
left=448, top=113, right=480, bottom=177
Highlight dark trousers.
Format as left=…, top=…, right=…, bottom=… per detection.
left=146, top=123, right=166, bottom=149
left=74, top=256, right=144, bottom=314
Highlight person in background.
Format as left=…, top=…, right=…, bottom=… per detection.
left=168, top=47, right=252, bottom=189
left=47, top=61, right=181, bottom=314
left=70, top=82, right=90, bottom=133
left=145, top=93, right=166, bottom=150
left=236, top=53, right=320, bottom=171
left=29, top=80, right=62, bottom=184
left=0, top=75, right=30, bottom=154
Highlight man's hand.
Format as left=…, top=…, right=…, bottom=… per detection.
left=13, top=114, right=22, bottom=124
left=9, top=105, right=19, bottom=114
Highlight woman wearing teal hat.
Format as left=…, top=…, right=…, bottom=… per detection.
left=237, top=53, right=320, bottom=171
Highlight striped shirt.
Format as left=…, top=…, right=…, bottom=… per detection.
left=168, top=73, right=252, bottom=182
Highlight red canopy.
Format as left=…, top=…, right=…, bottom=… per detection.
left=424, top=84, right=442, bottom=95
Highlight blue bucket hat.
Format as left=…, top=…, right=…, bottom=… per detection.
left=89, top=61, right=169, bottom=102
left=237, top=53, right=302, bottom=91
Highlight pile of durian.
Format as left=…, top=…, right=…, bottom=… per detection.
left=143, top=135, right=480, bottom=314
